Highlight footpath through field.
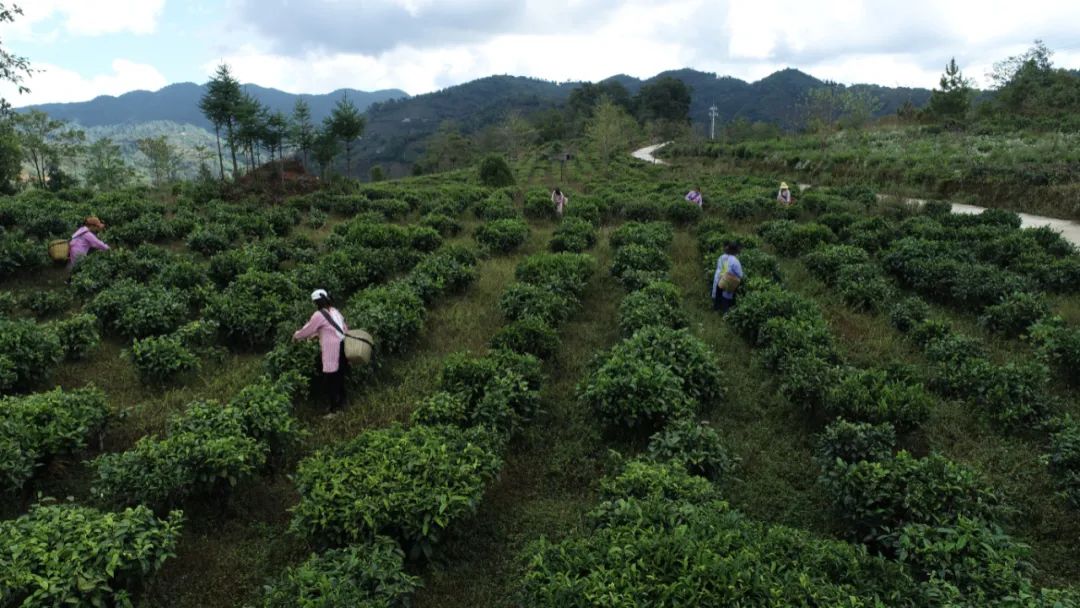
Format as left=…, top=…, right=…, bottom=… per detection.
left=632, top=142, right=1080, bottom=247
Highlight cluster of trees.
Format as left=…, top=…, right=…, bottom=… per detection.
left=199, top=64, right=365, bottom=180
left=416, top=77, right=693, bottom=174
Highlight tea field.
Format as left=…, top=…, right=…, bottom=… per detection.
left=2, top=146, right=1080, bottom=607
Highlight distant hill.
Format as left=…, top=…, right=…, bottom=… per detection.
left=21, top=83, right=408, bottom=129
left=19, top=68, right=932, bottom=178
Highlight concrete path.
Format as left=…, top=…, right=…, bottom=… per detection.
left=629, top=142, right=1080, bottom=247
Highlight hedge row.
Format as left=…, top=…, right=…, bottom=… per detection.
left=0, top=387, right=109, bottom=492
left=90, top=374, right=302, bottom=511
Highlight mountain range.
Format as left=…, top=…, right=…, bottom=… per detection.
left=19, top=68, right=933, bottom=178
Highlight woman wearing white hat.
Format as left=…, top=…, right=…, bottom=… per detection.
left=777, top=182, right=793, bottom=206
left=293, top=289, right=350, bottom=411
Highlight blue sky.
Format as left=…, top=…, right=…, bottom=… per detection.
left=4, top=0, right=1080, bottom=106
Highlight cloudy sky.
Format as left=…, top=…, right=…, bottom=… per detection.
left=4, top=0, right=1080, bottom=106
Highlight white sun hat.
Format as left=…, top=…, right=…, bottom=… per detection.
left=310, top=288, right=330, bottom=301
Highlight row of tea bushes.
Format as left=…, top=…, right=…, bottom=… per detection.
left=0, top=503, right=183, bottom=607
left=0, top=313, right=100, bottom=394
left=698, top=223, right=1079, bottom=604
left=89, top=374, right=302, bottom=512
left=0, top=387, right=108, bottom=492
left=267, top=251, right=596, bottom=603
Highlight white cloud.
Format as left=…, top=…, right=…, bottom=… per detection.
left=4, top=59, right=168, bottom=105
left=12, top=0, right=166, bottom=37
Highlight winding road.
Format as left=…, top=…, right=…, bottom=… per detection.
left=631, top=142, right=1080, bottom=247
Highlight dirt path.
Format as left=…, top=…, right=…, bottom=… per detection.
left=630, top=142, right=1080, bottom=247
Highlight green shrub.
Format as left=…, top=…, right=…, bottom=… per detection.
left=824, top=368, right=932, bottom=431
left=514, top=253, right=595, bottom=299
left=549, top=217, right=597, bottom=253
left=0, top=230, right=48, bottom=279
left=474, top=218, right=530, bottom=254
left=836, top=263, right=895, bottom=311
left=524, top=188, right=557, bottom=220
left=618, top=281, right=687, bottom=337
left=759, top=220, right=836, bottom=256
left=259, top=537, right=420, bottom=608
left=600, top=459, right=718, bottom=504
left=472, top=193, right=518, bottom=221
left=820, top=451, right=1001, bottom=551
left=816, top=419, right=896, bottom=465
left=664, top=199, right=702, bottom=224
left=611, top=244, right=670, bottom=290
left=0, top=387, right=109, bottom=491
left=725, top=285, right=819, bottom=343
left=580, top=354, right=694, bottom=429
left=186, top=225, right=233, bottom=255
left=758, top=315, right=836, bottom=371
left=87, top=279, right=191, bottom=340
left=979, top=292, right=1050, bottom=337
left=804, top=245, right=871, bottom=279
left=889, top=298, right=930, bottom=333
left=439, top=350, right=543, bottom=401
left=1028, top=318, right=1080, bottom=385
left=47, top=313, right=101, bottom=361
left=20, top=290, right=71, bottom=318
left=345, top=282, right=427, bottom=356
left=0, top=503, right=182, bottom=608
left=291, top=424, right=501, bottom=557
left=127, top=334, right=200, bottom=385
left=405, top=248, right=478, bottom=303
left=206, top=271, right=303, bottom=348
left=420, top=212, right=462, bottom=236
left=408, top=226, right=444, bottom=253
left=777, top=353, right=837, bottom=409
left=208, top=244, right=281, bottom=286
left=498, top=282, right=570, bottom=326
left=490, top=317, right=560, bottom=360
left=646, top=418, right=735, bottom=481
left=0, top=318, right=63, bottom=392
left=1047, top=418, right=1080, bottom=510
left=521, top=494, right=918, bottom=607
left=932, top=358, right=1049, bottom=429
left=610, top=222, right=673, bottom=251
left=478, top=154, right=515, bottom=187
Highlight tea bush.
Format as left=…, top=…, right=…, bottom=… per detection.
left=0, top=318, right=63, bottom=392
left=20, top=290, right=71, bottom=318
left=617, top=281, right=687, bottom=337
left=610, top=222, right=673, bottom=251
left=258, top=537, right=421, bottom=608
left=404, top=248, right=478, bottom=304
left=420, top=211, right=462, bottom=236
left=759, top=219, right=836, bottom=256
left=1028, top=318, right=1080, bottom=385
left=514, top=253, right=595, bottom=299
left=46, top=312, right=101, bottom=361
left=610, top=244, right=670, bottom=290
left=478, top=154, right=515, bottom=187
left=474, top=218, right=530, bottom=254
left=549, top=217, right=597, bottom=253
left=820, top=450, right=1002, bottom=551
left=206, top=271, right=303, bottom=348
left=0, top=230, right=47, bottom=279
left=0, top=503, right=182, bottom=608
left=208, top=244, right=282, bottom=286
left=345, top=281, right=426, bottom=356
left=979, top=291, right=1050, bottom=337
left=888, top=297, right=930, bottom=333
left=816, top=419, right=897, bottom=465
left=646, top=417, right=736, bottom=481
left=664, top=199, right=703, bottom=224
left=1047, top=418, right=1080, bottom=510
left=823, top=368, right=933, bottom=431
left=0, top=387, right=109, bottom=491
left=490, top=316, right=560, bottom=360
left=291, top=423, right=502, bottom=557
left=127, top=333, right=200, bottom=385
left=87, top=279, right=191, bottom=340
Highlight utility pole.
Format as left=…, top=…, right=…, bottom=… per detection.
left=709, top=105, right=719, bottom=140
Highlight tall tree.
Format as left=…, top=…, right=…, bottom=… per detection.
left=84, top=137, right=132, bottom=191
left=0, top=119, right=21, bottom=193
left=325, top=95, right=365, bottom=176
left=312, top=126, right=340, bottom=179
left=585, top=97, right=638, bottom=165
left=233, top=92, right=265, bottom=172
left=137, top=136, right=180, bottom=186
left=288, top=99, right=315, bottom=171
left=634, top=77, right=692, bottom=123
left=0, top=3, right=33, bottom=115
left=928, top=58, right=973, bottom=129
left=199, top=64, right=243, bottom=179
left=266, top=111, right=288, bottom=183
left=14, top=109, right=65, bottom=187
left=420, top=121, right=474, bottom=173
left=56, top=127, right=86, bottom=183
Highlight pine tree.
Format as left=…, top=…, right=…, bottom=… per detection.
left=928, top=58, right=973, bottom=129
left=199, top=64, right=243, bottom=179
left=288, top=99, right=315, bottom=172
left=325, top=95, right=365, bottom=176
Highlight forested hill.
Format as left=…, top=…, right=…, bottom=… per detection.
left=21, top=83, right=409, bottom=128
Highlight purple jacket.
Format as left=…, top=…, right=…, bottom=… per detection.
left=68, top=227, right=109, bottom=268
left=293, top=308, right=348, bottom=373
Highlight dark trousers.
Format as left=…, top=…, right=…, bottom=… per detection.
left=321, top=343, right=349, bottom=410
left=713, top=293, right=736, bottom=315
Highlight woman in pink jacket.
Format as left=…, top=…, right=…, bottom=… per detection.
left=293, top=289, right=350, bottom=411
left=68, top=216, right=110, bottom=270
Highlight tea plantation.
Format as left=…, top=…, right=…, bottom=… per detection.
left=2, top=145, right=1079, bottom=607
